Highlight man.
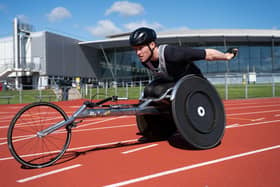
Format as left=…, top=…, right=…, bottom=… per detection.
left=129, top=27, right=238, bottom=98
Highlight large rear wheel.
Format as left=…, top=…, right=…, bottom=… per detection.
left=171, top=75, right=225, bottom=149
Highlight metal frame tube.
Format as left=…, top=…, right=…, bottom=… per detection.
left=37, top=104, right=87, bottom=137
left=76, top=105, right=161, bottom=119
left=36, top=92, right=172, bottom=138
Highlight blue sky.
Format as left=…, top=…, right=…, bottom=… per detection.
left=0, top=0, right=279, bottom=41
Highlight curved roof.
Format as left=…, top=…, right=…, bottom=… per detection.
left=79, top=29, right=280, bottom=49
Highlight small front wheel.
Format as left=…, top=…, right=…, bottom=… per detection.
left=7, top=102, right=71, bottom=168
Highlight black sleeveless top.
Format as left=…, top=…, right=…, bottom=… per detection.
left=143, top=45, right=206, bottom=81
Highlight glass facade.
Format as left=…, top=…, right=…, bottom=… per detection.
left=97, top=47, right=150, bottom=81
left=96, top=39, right=280, bottom=81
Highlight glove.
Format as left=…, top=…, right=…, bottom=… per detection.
left=226, top=48, right=238, bottom=58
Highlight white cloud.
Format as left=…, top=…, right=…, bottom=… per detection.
left=47, top=7, right=72, bottom=23
left=86, top=19, right=192, bottom=39
left=87, top=20, right=122, bottom=37
left=123, top=20, right=163, bottom=32
left=87, top=19, right=168, bottom=38
left=124, top=21, right=191, bottom=34
left=105, top=1, right=144, bottom=16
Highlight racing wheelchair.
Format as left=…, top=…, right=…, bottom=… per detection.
left=7, top=75, right=225, bottom=168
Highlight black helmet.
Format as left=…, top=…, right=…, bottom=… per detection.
left=129, top=27, right=157, bottom=46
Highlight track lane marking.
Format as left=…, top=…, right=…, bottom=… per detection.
left=1, top=109, right=279, bottom=126
left=227, top=117, right=253, bottom=121
left=0, top=115, right=128, bottom=129
left=228, top=104, right=280, bottom=110
left=0, top=118, right=274, bottom=160
left=75, top=116, right=128, bottom=129
left=17, top=164, right=82, bottom=183
left=251, top=117, right=265, bottom=122
left=0, top=124, right=136, bottom=145
left=0, top=139, right=139, bottom=161
left=226, top=124, right=240, bottom=128
left=2, top=119, right=279, bottom=160
left=122, top=144, right=158, bottom=154
left=224, top=101, right=276, bottom=107
left=227, top=109, right=280, bottom=116
left=226, top=119, right=280, bottom=128
left=104, top=145, right=280, bottom=187
left=1, top=118, right=280, bottom=151
left=0, top=134, right=36, bottom=146
left=72, top=124, right=135, bottom=133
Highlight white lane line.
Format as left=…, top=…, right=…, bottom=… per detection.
left=0, top=115, right=130, bottom=129
left=0, top=124, right=136, bottom=145
left=69, top=106, right=82, bottom=108
left=0, top=116, right=63, bottom=129
left=5, top=118, right=272, bottom=147
left=251, top=118, right=265, bottom=122
left=73, top=124, right=135, bottom=133
left=227, top=109, right=280, bottom=116
left=122, top=144, right=158, bottom=154
left=228, top=104, right=280, bottom=110
left=0, top=134, right=36, bottom=146
left=226, top=124, right=240, bottom=128
left=5, top=106, right=22, bottom=109
left=17, top=164, right=82, bottom=183
left=0, top=139, right=138, bottom=161
left=1, top=120, right=280, bottom=160
left=226, top=119, right=280, bottom=129
left=104, top=145, right=280, bottom=187
left=0, top=112, right=10, bottom=114
left=75, top=116, right=128, bottom=129
left=1, top=109, right=278, bottom=125
left=2, top=118, right=270, bottom=143
left=67, top=139, right=138, bottom=152
left=225, top=101, right=278, bottom=107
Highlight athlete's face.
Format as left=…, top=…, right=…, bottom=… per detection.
left=132, top=42, right=155, bottom=63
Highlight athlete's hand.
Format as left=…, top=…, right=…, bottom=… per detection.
left=226, top=48, right=238, bottom=60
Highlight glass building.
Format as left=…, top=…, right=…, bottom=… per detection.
left=1, top=28, right=280, bottom=89
left=80, top=29, right=280, bottom=82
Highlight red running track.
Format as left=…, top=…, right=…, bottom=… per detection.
left=0, top=98, right=280, bottom=187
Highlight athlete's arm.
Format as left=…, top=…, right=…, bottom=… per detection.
left=164, top=45, right=206, bottom=62
left=205, top=48, right=238, bottom=61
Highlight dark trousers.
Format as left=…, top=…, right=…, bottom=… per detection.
left=144, top=79, right=176, bottom=98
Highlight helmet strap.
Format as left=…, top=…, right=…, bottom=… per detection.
left=143, top=44, right=155, bottom=63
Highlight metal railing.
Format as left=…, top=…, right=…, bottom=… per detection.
left=0, top=73, right=280, bottom=104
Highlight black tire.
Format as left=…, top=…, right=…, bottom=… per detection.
left=7, top=102, right=71, bottom=168
left=171, top=75, right=225, bottom=149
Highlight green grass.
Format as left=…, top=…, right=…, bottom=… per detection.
left=0, top=89, right=57, bottom=104
left=0, top=83, right=279, bottom=104
left=88, top=83, right=280, bottom=100
left=215, top=83, right=280, bottom=99
left=83, top=86, right=144, bottom=100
